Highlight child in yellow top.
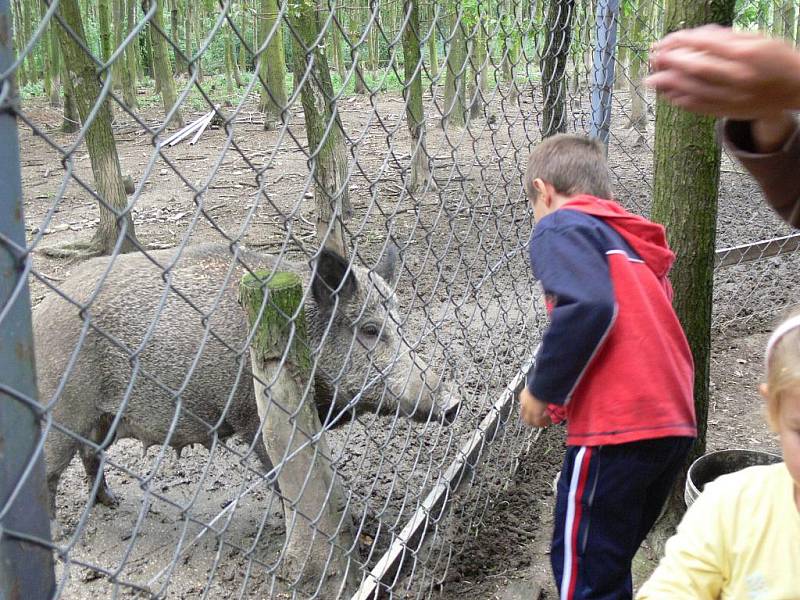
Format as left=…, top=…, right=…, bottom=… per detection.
left=637, top=309, right=800, bottom=599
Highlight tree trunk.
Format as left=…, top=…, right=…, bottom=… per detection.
left=239, top=272, right=357, bottom=597
left=773, top=0, right=784, bottom=37
left=170, top=0, right=186, bottom=74
left=238, top=0, right=249, bottom=73
left=13, top=0, right=27, bottom=88
left=186, top=0, right=201, bottom=81
left=121, top=0, right=138, bottom=108
left=225, top=25, right=236, bottom=95
left=367, top=2, right=379, bottom=70
left=40, top=0, right=62, bottom=107
left=258, top=0, right=288, bottom=129
left=99, top=0, right=113, bottom=66
left=331, top=17, right=345, bottom=75
left=231, top=30, right=244, bottom=86
left=782, top=0, right=797, bottom=42
left=403, top=0, right=436, bottom=192
left=23, top=0, right=34, bottom=87
left=289, top=0, right=351, bottom=256
left=615, top=3, right=631, bottom=91
left=427, top=0, right=438, bottom=80
left=469, top=13, right=487, bottom=118
left=501, top=0, right=512, bottom=83
left=52, top=0, right=139, bottom=255
left=61, top=60, right=79, bottom=132
left=351, top=1, right=368, bottom=93
left=540, top=0, right=575, bottom=137
left=185, top=0, right=193, bottom=74
left=443, top=5, right=467, bottom=127
left=627, top=0, right=653, bottom=139
left=143, top=0, right=183, bottom=127
left=112, top=0, right=124, bottom=88
left=647, top=0, right=735, bottom=556
left=758, top=0, right=770, bottom=32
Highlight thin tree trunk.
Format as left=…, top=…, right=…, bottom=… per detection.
left=352, top=1, right=368, bottom=93
left=61, top=60, right=79, bottom=132
left=225, top=25, right=236, bottom=95
left=427, top=0, right=438, bottom=80
left=367, top=2, right=379, bottom=70
left=185, top=0, right=194, bottom=75
left=647, top=0, right=735, bottom=557
left=773, top=0, right=784, bottom=37
left=13, top=0, right=27, bottom=88
left=469, top=13, right=488, bottom=118
left=52, top=0, right=139, bottom=255
left=627, top=0, right=653, bottom=139
left=231, top=28, right=244, bottom=86
left=112, top=0, right=124, bottom=88
left=186, top=0, right=201, bottom=82
left=540, top=0, right=575, bottom=137
left=40, top=0, right=61, bottom=106
left=782, top=0, right=796, bottom=42
left=796, top=3, right=800, bottom=46
left=501, top=0, right=512, bottom=83
left=143, top=0, right=183, bottom=127
left=258, top=0, right=288, bottom=129
left=758, top=0, right=770, bottom=32
left=239, top=0, right=249, bottom=73
left=170, top=0, right=186, bottom=74
left=99, top=0, right=113, bottom=65
left=23, top=0, right=34, bottom=87
left=403, top=0, right=435, bottom=192
left=615, top=3, right=631, bottom=91
left=331, top=11, right=346, bottom=75
left=122, top=0, right=138, bottom=108
left=289, top=0, right=351, bottom=257
left=141, top=19, right=153, bottom=84
left=443, top=5, right=467, bottom=127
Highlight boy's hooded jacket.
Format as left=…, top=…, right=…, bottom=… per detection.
left=527, top=195, right=696, bottom=446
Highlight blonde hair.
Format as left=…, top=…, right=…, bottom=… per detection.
left=525, top=134, right=613, bottom=202
left=765, top=306, right=800, bottom=430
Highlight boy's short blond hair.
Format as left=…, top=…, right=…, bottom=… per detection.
left=765, top=306, right=800, bottom=430
left=525, top=134, right=613, bottom=201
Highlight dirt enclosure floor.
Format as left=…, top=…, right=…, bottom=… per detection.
left=16, top=81, right=796, bottom=598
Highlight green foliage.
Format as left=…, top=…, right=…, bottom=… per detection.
left=20, top=80, right=45, bottom=100
left=734, top=0, right=761, bottom=28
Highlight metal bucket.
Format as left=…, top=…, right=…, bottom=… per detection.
left=685, top=449, right=782, bottom=507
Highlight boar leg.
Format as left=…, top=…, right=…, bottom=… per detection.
left=79, top=414, right=118, bottom=508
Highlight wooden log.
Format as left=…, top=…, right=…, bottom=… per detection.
left=239, top=271, right=357, bottom=597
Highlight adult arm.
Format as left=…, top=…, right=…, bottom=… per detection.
left=722, top=117, right=800, bottom=228
left=646, top=26, right=800, bottom=227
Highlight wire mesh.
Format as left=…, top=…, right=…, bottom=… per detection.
left=2, top=0, right=799, bottom=598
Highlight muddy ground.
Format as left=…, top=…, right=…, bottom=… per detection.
left=15, top=80, right=796, bottom=599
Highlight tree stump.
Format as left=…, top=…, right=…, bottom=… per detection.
left=239, top=271, right=357, bottom=596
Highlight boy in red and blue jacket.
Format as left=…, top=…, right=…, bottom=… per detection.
left=519, top=134, right=696, bottom=600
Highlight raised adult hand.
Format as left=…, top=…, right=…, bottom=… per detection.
left=647, top=25, right=800, bottom=120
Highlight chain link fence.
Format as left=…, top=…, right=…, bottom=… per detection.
left=2, top=0, right=799, bottom=598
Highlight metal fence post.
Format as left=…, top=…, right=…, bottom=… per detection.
left=0, top=1, right=57, bottom=597
left=590, top=0, right=620, bottom=147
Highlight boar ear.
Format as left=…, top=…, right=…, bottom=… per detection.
left=312, top=249, right=357, bottom=310
left=375, top=241, right=399, bottom=284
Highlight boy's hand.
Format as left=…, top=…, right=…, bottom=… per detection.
left=519, top=387, right=552, bottom=428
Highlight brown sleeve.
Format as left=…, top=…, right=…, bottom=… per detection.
left=721, top=119, right=800, bottom=228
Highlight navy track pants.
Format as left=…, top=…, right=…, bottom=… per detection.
left=551, top=436, right=693, bottom=600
